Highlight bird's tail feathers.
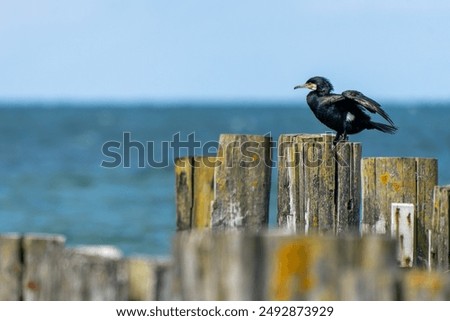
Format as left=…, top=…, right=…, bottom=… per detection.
left=370, top=121, right=398, bottom=134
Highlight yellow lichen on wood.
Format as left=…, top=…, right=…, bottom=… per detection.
left=270, top=239, right=315, bottom=300
left=402, top=270, right=448, bottom=300
left=192, top=156, right=216, bottom=229
left=380, top=173, right=389, bottom=185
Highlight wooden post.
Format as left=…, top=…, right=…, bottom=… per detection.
left=416, top=158, right=439, bottom=267
left=175, top=157, right=194, bottom=230
left=430, top=186, right=450, bottom=270
left=22, top=234, right=65, bottom=300
left=262, top=233, right=340, bottom=300
left=175, top=156, right=216, bottom=230
left=277, top=133, right=361, bottom=235
left=391, top=203, right=415, bottom=267
left=361, top=157, right=438, bottom=267
left=60, top=246, right=128, bottom=300
left=127, top=256, right=172, bottom=300
left=211, top=134, right=272, bottom=231
left=400, top=270, right=450, bottom=300
left=172, top=230, right=257, bottom=300
left=0, top=234, right=22, bottom=300
left=171, top=231, right=214, bottom=300
left=277, top=134, right=300, bottom=231
left=338, top=236, right=397, bottom=300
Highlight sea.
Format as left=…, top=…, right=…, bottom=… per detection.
left=1, top=102, right=449, bottom=256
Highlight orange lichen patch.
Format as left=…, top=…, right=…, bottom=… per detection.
left=270, top=240, right=316, bottom=300
left=392, top=182, right=401, bottom=192
left=251, top=180, right=258, bottom=188
left=380, top=173, right=390, bottom=185
left=406, top=271, right=444, bottom=297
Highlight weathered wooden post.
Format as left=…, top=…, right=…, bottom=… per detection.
left=361, top=157, right=438, bottom=267
left=262, top=233, right=340, bottom=300
left=60, top=246, right=128, bottom=300
left=430, top=185, right=450, bottom=270
left=0, top=234, right=22, bottom=300
left=175, top=156, right=216, bottom=230
left=127, top=256, right=172, bottom=300
left=172, top=231, right=210, bottom=300
left=337, top=236, right=398, bottom=300
left=277, top=133, right=361, bottom=234
left=22, top=233, right=65, bottom=300
left=172, top=230, right=258, bottom=300
left=175, top=157, right=194, bottom=230
left=211, top=134, right=272, bottom=230
left=400, top=270, right=450, bottom=300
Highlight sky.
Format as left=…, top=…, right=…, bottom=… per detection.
left=1, top=0, right=450, bottom=102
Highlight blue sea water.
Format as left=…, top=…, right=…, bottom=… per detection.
left=0, top=102, right=449, bottom=256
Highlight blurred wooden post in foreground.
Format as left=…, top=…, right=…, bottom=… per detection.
left=0, top=234, right=22, bottom=300
left=60, top=246, right=128, bottom=300
left=400, top=270, right=450, bottom=300
left=22, top=234, right=66, bottom=300
left=172, top=231, right=258, bottom=300
left=277, top=134, right=361, bottom=235
left=337, top=236, right=398, bottom=300
left=211, top=134, right=272, bottom=231
left=127, top=256, right=172, bottom=301
left=430, top=186, right=450, bottom=270
left=361, top=157, right=438, bottom=267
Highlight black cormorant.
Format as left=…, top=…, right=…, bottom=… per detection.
left=294, top=76, right=397, bottom=144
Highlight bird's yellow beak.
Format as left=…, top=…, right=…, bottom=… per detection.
left=294, top=82, right=317, bottom=91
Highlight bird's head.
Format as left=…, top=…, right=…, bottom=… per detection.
left=294, top=76, right=333, bottom=94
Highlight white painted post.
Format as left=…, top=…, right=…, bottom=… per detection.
left=391, top=203, right=415, bottom=267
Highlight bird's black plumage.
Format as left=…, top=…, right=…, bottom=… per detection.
left=294, top=76, right=397, bottom=144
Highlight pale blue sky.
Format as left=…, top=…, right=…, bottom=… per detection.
left=1, top=0, right=450, bottom=102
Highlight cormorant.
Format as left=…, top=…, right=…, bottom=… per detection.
left=294, top=76, right=397, bottom=144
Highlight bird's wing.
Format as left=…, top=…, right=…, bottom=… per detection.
left=342, top=90, right=395, bottom=125
left=319, top=94, right=346, bottom=107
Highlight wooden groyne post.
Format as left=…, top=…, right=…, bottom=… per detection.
left=175, top=134, right=272, bottom=231
left=430, top=185, right=450, bottom=270
left=175, top=156, right=216, bottom=230
left=127, top=256, right=172, bottom=301
left=60, top=246, right=128, bottom=300
left=361, top=157, right=438, bottom=267
left=0, top=234, right=22, bottom=300
left=211, top=134, right=272, bottom=230
left=277, top=134, right=361, bottom=234
left=22, top=234, right=66, bottom=300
